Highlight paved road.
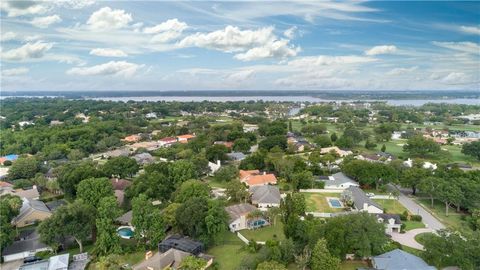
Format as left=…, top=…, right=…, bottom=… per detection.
left=388, top=184, right=445, bottom=231
left=390, top=228, right=433, bottom=250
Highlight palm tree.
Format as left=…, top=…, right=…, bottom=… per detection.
left=266, top=207, right=281, bottom=226
left=295, top=246, right=311, bottom=270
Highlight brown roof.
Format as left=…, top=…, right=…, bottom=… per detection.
left=110, top=178, right=132, bottom=190
left=0, top=181, right=13, bottom=188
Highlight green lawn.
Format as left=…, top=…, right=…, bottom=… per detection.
left=401, top=245, right=423, bottom=257
left=403, top=220, right=426, bottom=231
left=302, top=193, right=345, bottom=213
left=339, top=260, right=369, bottom=270
left=240, top=222, right=285, bottom=242
left=374, top=139, right=405, bottom=157
left=373, top=199, right=408, bottom=215
left=414, top=232, right=434, bottom=246
left=415, top=198, right=470, bottom=232
left=207, top=231, right=248, bottom=270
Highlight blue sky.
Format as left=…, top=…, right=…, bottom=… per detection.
left=1, top=0, right=479, bottom=91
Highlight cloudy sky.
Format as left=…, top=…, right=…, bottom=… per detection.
left=1, top=0, right=479, bottom=91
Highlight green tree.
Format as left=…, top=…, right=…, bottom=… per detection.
left=226, top=180, right=249, bottom=203
left=259, top=135, right=288, bottom=151
left=403, top=136, right=441, bottom=157
left=256, top=261, right=287, bottom=270
left=314, top=135, right=332, bottom=148
left=436, top=180, right=464, bottom=216
left=176, top=197, right=209, bottom=240
left=330, top=132, right=338, bottom=142
left=131, top=194, right=165, bottom=248
left=213, top=165, right=238, bottom=182
left=311, top=238, right=340, bottom=270
left=233, top=138, right=251, bottom=153
left=95, top=196, right=122, bottom=255
left=174, top=180, right=211, bottom=203
left=103, top=156, right=139, bottom=178
left=204, top=200, right=228, bottom=244
left=381, top=144, right=386, bottom=152
left=179, top=255, right=207, bottom=270
left=400, top=167, right=431, bottom=195
left=205, top=144, right=229, bottom=162
left=291, top=170, right=314, bottom=190
left=462, top=141, right=480, bottom=160
left=8, top=157, right=40, bottom=180
left=77, top=177, right=114, bottom=208
left=0, top=195, right=22, bottom=250
left=419, top=176, right=441, bottom=207
left=56, top=160, right=104, bottom=198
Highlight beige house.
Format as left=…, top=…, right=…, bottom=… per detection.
left=14, top=198, right=52, bottom=227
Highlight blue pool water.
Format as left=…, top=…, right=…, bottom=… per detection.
left=117, top=227, right=134, bottom=238
left=329, top=198, right=342, bottom=208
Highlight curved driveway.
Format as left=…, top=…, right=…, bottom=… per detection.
left=390, top=228, right=433, bottom=250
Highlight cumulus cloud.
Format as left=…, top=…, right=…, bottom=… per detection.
left=225, top=69, right=255, bottom=82
left=31, top=15, right=62, bottom=28
left=179, top=25, right=299, bottom=61
left=432, top=41, right=480, bottom=54
left=54, top=0, right=96, bottom=9
left=0, top=0, right=48, bottom=17
left=66, top=61, right=143, bottom=77
left=2, top=67, right=29, bottom=76
left=144, top=19, right=188, bottom=43
left=87, top=7, right=133, bottom=30
left=288, top=55, right=377, bottom=67
left=1, top=31, right=17, bottom=41
left=1, top=41, right=53, bottom=61
left=284, top=26, right=297, bottom=39
left=386, top=66, right=418, bottom=76
left=460, top=25, right=480, bottom=35
left=90, top=48, right=128, bottom=57
left=441, top=72, right=473, bottom=85
left=364, top=45, right=397, bottom=55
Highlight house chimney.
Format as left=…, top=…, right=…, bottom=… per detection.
left=116, top=178, right=119, bottom=183
left=217, top=160, right=221, bottom=166
left=263, top=171, right=266, bottom=175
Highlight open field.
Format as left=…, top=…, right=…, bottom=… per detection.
left=240, top=222, right=285, bottom=242
left=303, top=193, right=344, bottom=213
left=415, top=198, right=470, bottom=232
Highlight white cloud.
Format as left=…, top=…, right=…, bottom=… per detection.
left=284, top=26, right=297, bottom=39
left=365, top=45, right=397, bottom=56
left=441, top=72, right=472, bottom=85
left=432, top=41, right=480, bottom=54
left=2, top=67, right=29, bottom=76
left=386, top=66, right=418, bottom=76
left=0, top=0, right=48, bottom=17
left=31, top=15, right=62, bottom=28
left=54, top=0, right=96, bottom=9
left=179, top=25, right=299, bottom=60
left=66, top=61, right=143, bottom=77
left=87, top=7, right=133, bottom=30
left=460, top=25, right=480, bottom=35
left=1, top=32, right=17, bottom=41
left=225, top=69, right=255, bottom=82
left=1, top=41, right=53, bottom=61
left=288, top=55, right=377, bottom=67
left=144, top=19, right=188, bottom=43
left=90, top=48, right=128, bottom=57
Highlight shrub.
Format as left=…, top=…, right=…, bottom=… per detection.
left=411, top=215, right=422, bottom=222
left=3, top=160, right=12, bottom=166
left=35, top=250, right=54, bottom=259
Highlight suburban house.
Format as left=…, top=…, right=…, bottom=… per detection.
left=214, top=141, right=234, bottom=149
left=343, top=186, right=383, bottom=214
left=176, top=134, right=196, bottom=143
left=14, top=198, right=52, bottom=227
left=2, top=229, right=51, bottom=262
left=375, top=213, right=402, bottom=233
left=208, top=160, right=222, bottom=175
left=117, top=210, right=133, bottom=226
left=243, top=124, right=259, bottom=133
left=158, top=235, right=204, bottom=255
left=102, top=148, right=130, bottom=158
left=45, top=200, right=67, bottom=212
left=123, top=134, right=142, bottom=143
left=133, top=248, right=213, bottom=270
left=159, top=137, right=177, bottom=147
left=225, top=203, right=268, bottom=232
left=227, top=152, right=246, bottom=161
left=370, top=249, right=436, bottom=270
left=19, top=253, right=69, bottom=270
left=0, top=181, right=14, bottom=195
left=1, top=185, right=40, bottom=200
left=250, top=185, right=281, bottom=210
left=320, top=172, right=359, bottom=190
left=320, top=146, right=353, bottom=157
left=110, top=178, right=132, bottom=205
left=133, top=152, right=155, bottom=165
left=239, top=170, right=277, bottom=187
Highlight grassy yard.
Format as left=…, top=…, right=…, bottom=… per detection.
left=414, top=232, right=434, bottom=246
left=339, top=260, right=370, bottom=270
left=401, top=245, right=423, bottom=257
left=240, top=222, right=285, bottom=242
left=302, top=193, right=345, bottom=213
left=373, top=199, right=408, bottom=215
left=207, top=231, right=248, bottom=270
left=403, top=220, right=426, bottom=231
left=415, top=198, right=470, bottom=232
left=374, top=139, right=406, bottom=157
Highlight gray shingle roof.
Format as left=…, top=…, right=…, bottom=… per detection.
left=373, top=249, right=436, bottom=270
left=2, top=231, right=49, bottom=256
left=375, top=213, right=402, bottom=225
left=227, top=152, right=246, bottom=161
left=323, top=172, right=358, bottom=186
left=345, top=186, right=382, bottom=211
left=250, top=185, right=281, bottom=205
left=225, top=203, right=257, bottom=223
left=16, top=198, right=51, bottom=222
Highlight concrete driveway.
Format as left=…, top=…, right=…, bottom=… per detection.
left=390, top=228, right=433, bottom=250
left=0, top=259, right=23, bottom=270
left=388, top=184, right=445, bottom=231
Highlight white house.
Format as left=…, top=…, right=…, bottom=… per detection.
left=2, top=229, right=51, bottom=262
left=208, top=160, right=221, bottom=175
left=344, top=186, right=383, bottom=214
left=375, top=213, right=402, bottom=233
left=250, top=185, right=281, bottom=210
left=321, top=172, right=359, bottom=190
left=225, top=203, right=268, bottom=232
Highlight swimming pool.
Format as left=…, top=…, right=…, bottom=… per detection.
left=327, top=198, right=343, bottom=208
left=117, top=226, right=134, bottom=239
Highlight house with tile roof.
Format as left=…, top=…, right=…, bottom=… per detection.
left=250, top=185, right=281, bottom=210
left=14, top=198, right=52, bottom=227
left=239, top=170, right=277, bottom=187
